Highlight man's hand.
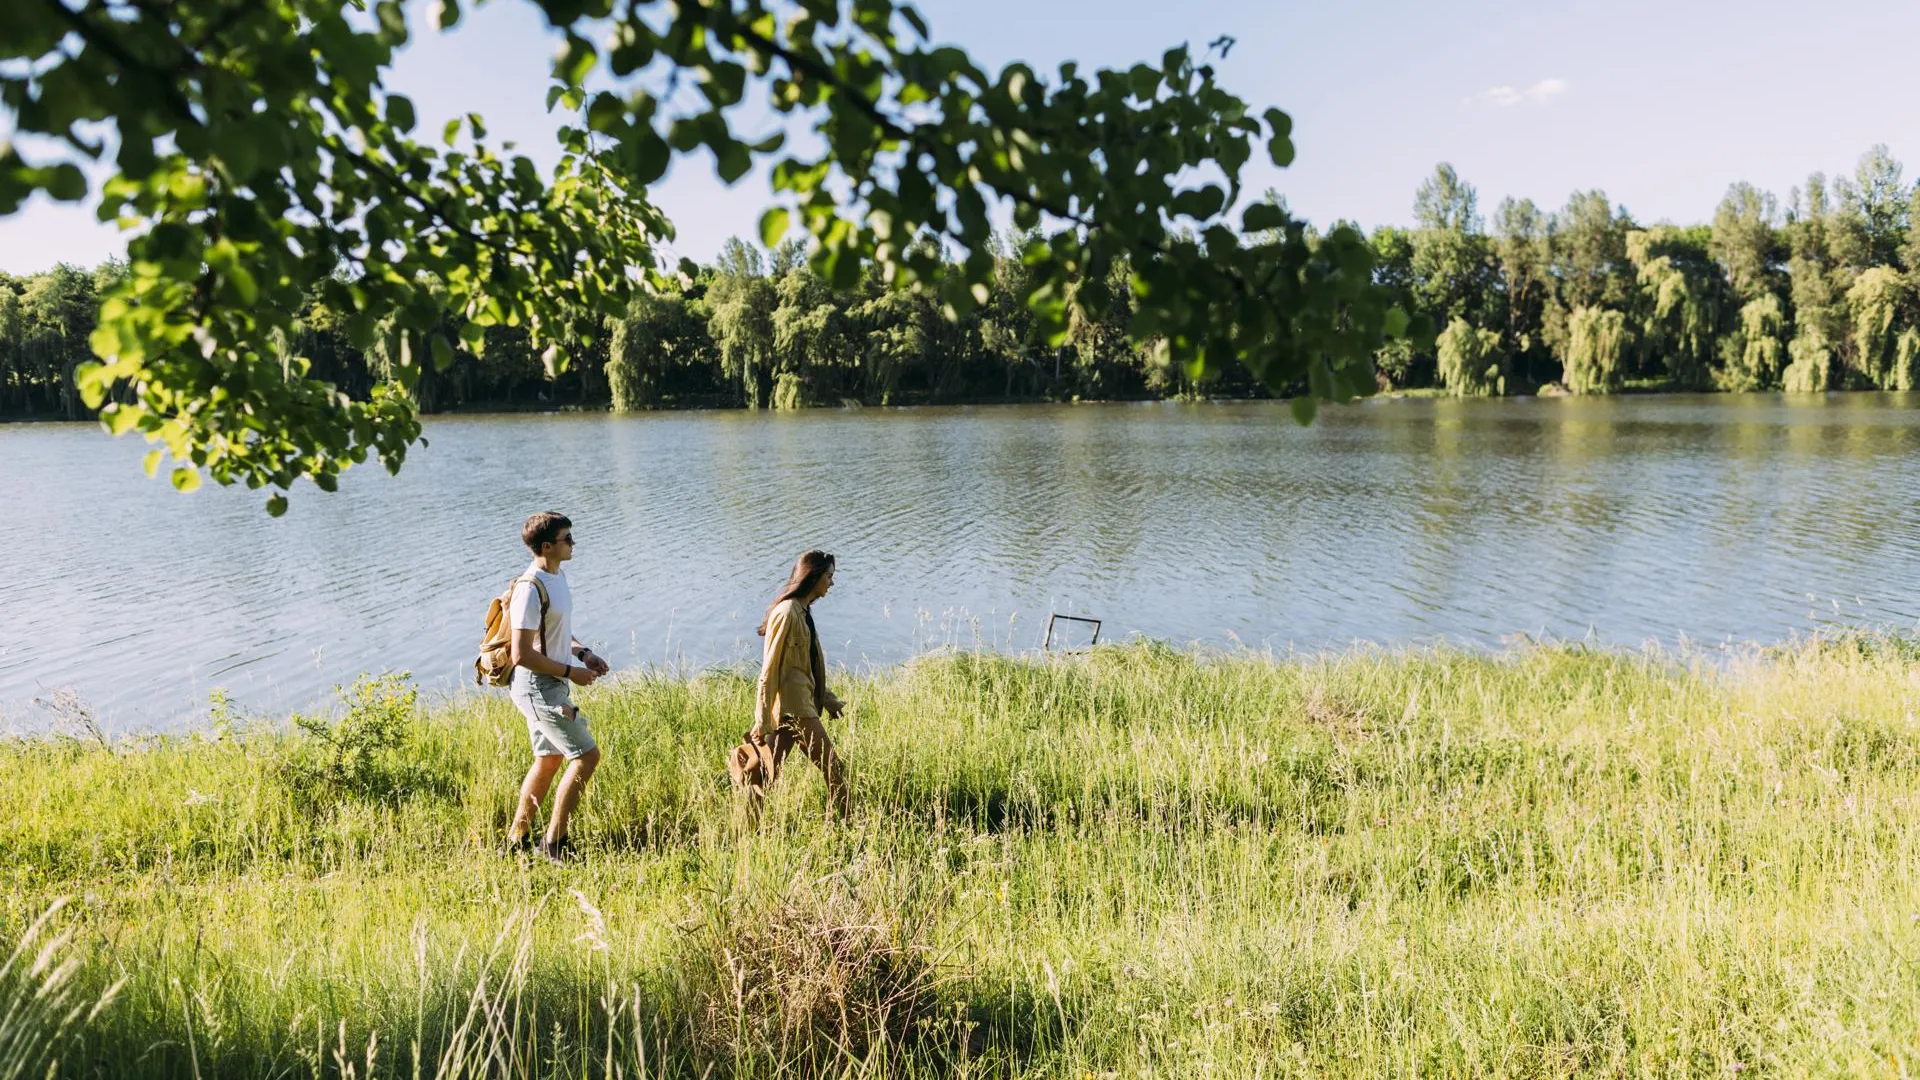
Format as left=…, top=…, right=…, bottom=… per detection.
left=582, top=650, right=610, bottom=676
left=567, top=666, right=598, bottom=686
left=826, top=700, right=845, bottom=720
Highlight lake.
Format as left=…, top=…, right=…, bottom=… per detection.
left=4, top=393, right=1918, bottom=731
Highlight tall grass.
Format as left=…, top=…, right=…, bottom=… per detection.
left=3, top=639, right=1919, bottom=1077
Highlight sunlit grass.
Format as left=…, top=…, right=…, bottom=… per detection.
left=4, top=638, right=1919, bottom=1077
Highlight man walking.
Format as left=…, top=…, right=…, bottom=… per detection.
left=505, top=511, right=608, bottom=863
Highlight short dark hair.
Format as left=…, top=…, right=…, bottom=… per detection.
left=522, top=511, right=573, bottom=555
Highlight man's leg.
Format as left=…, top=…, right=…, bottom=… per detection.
left=545, top=746, right=601, bottom=844
left=509, top=755, right=564, bottom=844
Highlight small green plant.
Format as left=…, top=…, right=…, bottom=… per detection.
left=276, top=674, right=442, bottom=808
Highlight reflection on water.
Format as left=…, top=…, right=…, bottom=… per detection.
left=3, top=393, right=1918, bottom=730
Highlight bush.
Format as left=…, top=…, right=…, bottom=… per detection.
left=276, top=674, right=446, bottom=809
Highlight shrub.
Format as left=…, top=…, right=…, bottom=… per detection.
left=276, top=674, right=445, bottom=809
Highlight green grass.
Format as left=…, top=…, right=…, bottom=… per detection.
left=5, top=639, right=1920, bottom=1077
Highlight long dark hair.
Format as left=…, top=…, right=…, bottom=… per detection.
left=758, top=549, right=835, bottom=636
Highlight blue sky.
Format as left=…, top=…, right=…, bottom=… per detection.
left=4, top=0, right=1918, bottom=274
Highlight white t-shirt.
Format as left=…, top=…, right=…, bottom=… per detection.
left=508, top=564, right=575, bottom=665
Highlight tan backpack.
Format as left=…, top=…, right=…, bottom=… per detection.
left=475, top=574, right=549, bottom=686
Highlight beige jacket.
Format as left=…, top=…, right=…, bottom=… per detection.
left=754, top=597, right=841, bottom=735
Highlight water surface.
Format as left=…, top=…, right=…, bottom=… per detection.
left=3, top=394, right=1917, bottom=730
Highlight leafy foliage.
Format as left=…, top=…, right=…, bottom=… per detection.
left=277, top=674, right=446, bottom=809
left=1435, top=317, right=1504, bottom=396
left=1, top=0, right=1415, bottom=510
left=1563, top=307, right=1632, bottom=395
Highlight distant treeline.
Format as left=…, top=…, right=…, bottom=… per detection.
left=6, top=143, right=1919, bottom=419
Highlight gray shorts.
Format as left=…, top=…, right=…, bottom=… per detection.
left=510, top=670, right=597, bottom=760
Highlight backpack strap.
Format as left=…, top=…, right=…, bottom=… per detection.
left=513, top=574, right=552, bottom=654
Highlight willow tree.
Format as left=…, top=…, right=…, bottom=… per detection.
left=1492, top=197, right=1550, bottom=382
left=1846, top=267, right=1917, bottom=389
left=1563, top=307, right=1632, bottom=394
left=1829, top=146, right=1911, bottom=272
left=1784, top=175, right=1845, bottom=392
left=706, top=239, right=777, bottom=408
left=1434, top=317, right=1504, bottom=397
left=770, top=267, right=852, bottom=407
left=2, top=0, right=1418, bottom=513
left=1721, top=294, right=1787, bottom=391
left=1627, top=227, right=1725, bottom=389
left=1409, top=164, right=1498, bottom=335
left=1710, top=182, right=1783, bottom=305
left=1545, top=190, right=1634, bottom=375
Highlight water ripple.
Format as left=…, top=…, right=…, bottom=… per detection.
left=5, top=393, right=1920, bottom=729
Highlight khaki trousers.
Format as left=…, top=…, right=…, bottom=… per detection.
left=727, top=714, right=847, bottom=818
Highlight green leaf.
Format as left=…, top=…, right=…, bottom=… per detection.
left=1268, top=135, right=1295, bottom=168
left=586, top=91, right=623, bottom=133
left=266, top=493, right=289, bottom=517
left=225, top=264, right=259, bottom=305
left=714, top=140, right=751, bottom=185
left=430, top=0, right=460, bottom=29
left=75, top=360, right=111, bottom=407
left=387, top=94, right=416, bottom=134
left=1128, top=64, right=1159, bottom=100
left=171, top=466, right=202, bottom=492
left=759, top=206, right=790, bottom=248
left=628, top=130, right=670, bottom=185
left=1243, top=201, right=1287, bottom=233
left=45, top=164, right=86, bottom=202
left=1289, top=395, right=1317, bottom=425
left=429, top=332, right=455, bottom=371
left=102, top=404, right=143, bottom=435
left=143, top=449, right=164, bottom=478
left=555, top=33, right=597, bottom=88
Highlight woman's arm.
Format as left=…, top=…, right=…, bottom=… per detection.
left=754, top=607, right=793, bottom=734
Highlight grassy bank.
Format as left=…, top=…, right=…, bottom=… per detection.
left=4, top=640, right=1920, bottom=1077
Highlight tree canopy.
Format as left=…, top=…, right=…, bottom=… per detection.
left=1, top=0, right=1415, bottom=512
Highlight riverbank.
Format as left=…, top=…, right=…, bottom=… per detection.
left=4, top=639, right=1918, bottom=1077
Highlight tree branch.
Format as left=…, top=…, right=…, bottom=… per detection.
left=730, top=22, right=1090, bottom=229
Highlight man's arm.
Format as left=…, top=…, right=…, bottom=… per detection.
left=510, top=627, right=594, bottom=684
left=571, top=637, right=609, bottom=675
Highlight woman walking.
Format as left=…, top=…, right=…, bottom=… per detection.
left=728, top=550, right=849, bottom=821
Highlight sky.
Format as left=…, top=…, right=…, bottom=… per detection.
left=3, top=0, right=1918, bottom=275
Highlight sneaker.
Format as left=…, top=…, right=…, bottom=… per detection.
left=535, top=835, right=577, bottom=865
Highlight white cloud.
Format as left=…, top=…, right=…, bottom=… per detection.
left=1471, top=78, right=1569, bottom=107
